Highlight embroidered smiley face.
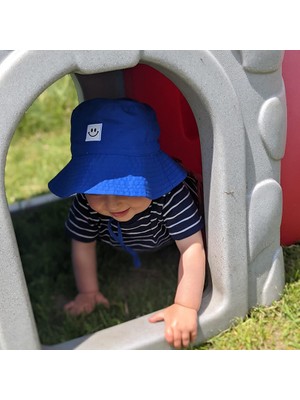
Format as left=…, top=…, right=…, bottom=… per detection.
left=88, top=127, right=99, bottom=137
left=85, top=123, right=103, bottom=142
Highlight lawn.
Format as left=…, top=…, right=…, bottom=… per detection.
left=10, top=199, right=300, bottom=348
left=5, top=74, right=77, bottom=204
left=5, top=74, right=300, bottom=349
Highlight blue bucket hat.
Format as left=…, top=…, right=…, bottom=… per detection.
left=48, top=98, right=187, bottom=199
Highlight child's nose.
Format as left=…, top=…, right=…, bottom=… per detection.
left=105, top=196, right=122, bottom=210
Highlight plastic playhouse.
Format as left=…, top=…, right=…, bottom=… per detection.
left=0, top=50, right=294, bottom=349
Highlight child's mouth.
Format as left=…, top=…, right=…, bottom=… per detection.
left=111, top=208, right=130, bottom=218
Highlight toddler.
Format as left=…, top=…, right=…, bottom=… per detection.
left=48, top=98, right=206, bottom=349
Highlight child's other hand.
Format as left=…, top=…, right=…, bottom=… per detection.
left=64, top=291, right=110, bottom=316
left=148, top=304, right=198, bottom=349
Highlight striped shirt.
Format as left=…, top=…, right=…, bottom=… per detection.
left=65, top=176, right=204, bottom=252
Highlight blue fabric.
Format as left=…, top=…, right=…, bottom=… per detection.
left=107, top=218, right=141, bottom=268
left=48, top=98, right=187, bottom=199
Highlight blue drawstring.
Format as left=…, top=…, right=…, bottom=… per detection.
left=108, top=219, right=141, bottom=268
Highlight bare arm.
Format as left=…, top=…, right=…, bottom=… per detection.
left=175, top=230, right=206, bottom=311
left=149, top=231, right=206, bottom=348
left=64, top=239, right=109, bottom=315
left=71, top=239, right=99, bottom=294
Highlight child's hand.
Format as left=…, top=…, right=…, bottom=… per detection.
left=148, top=303, right=198, bottom=349
left=64, top=291, right=110, bottom=316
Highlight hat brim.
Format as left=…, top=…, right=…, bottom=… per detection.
left=48, top=151, right=187, bottom=199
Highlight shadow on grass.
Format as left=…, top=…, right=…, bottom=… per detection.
left=11, top=198, right=300, bottom=349
left=11, top=199, right=180, bottom=346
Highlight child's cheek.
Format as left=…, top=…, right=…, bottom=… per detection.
left=86, top=197, right=104, bottom=213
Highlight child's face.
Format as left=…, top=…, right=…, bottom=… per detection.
left=85, top=194, right=151, bottom=222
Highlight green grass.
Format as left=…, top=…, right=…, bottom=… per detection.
left=11, top=199, right=179, bottom=345
left=196, top=255, right=300, bottom=350
left=5, top=74, right=78, bottom=204
left=5, top=73, right=300, bottom=349
left=11, top=199, right=300, bottom=348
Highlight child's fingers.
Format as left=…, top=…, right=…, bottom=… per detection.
left=165, top=327, right=174, bottom=346
left=64, top=301, right=75, bottom=313
left=148, top=310, right=165, bottom=323
left=181, top=332, right=192, bottom=348
left=64, top=292, right=110, bottom=316
left=64, top=299, right=94, bottom=315
left=170, top=329, right=191, bottom=349
left=172, top=330, right=183, bottom=349
left=95, top=293, right=110, bottom=308
left=191, top=328, right=198, bottom=343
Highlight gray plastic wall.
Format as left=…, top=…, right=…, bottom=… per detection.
left=0, top=50, right=286, bottom=349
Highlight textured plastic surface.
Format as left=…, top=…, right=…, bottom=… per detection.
left=0, top=50, right=286, bottom=349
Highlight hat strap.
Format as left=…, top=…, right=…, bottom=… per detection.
left=108, top=219, right=141, bottom=268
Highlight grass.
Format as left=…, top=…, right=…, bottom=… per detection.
left=5, top=74, right=77, bottom=204
left=196, top=245, right=300, bottom=350
left=10, top=199, right=300, bottom=348
left=5, top=73, right=300, bottom=349
left=197, top=270, right=300, bottom=350
left=11, top=199, right=180, bottom=345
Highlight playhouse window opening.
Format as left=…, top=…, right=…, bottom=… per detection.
left=75, top=65, right=210, bottom=331
left=6, top=66, right=208, bottom=347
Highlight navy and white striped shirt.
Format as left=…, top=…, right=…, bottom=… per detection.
left=65, top=176, right=204, bottom=252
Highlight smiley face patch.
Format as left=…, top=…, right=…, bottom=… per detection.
left=85, top=123, right=103, bottom=142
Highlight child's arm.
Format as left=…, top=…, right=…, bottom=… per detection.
left=149, top=230, right=205, bottom=348
left=64, top=239, right=110, bottom=315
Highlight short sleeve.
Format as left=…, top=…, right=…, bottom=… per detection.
left=65, top=194, right=100, bottom=242
left=162, top=183, right=204, bottom=241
